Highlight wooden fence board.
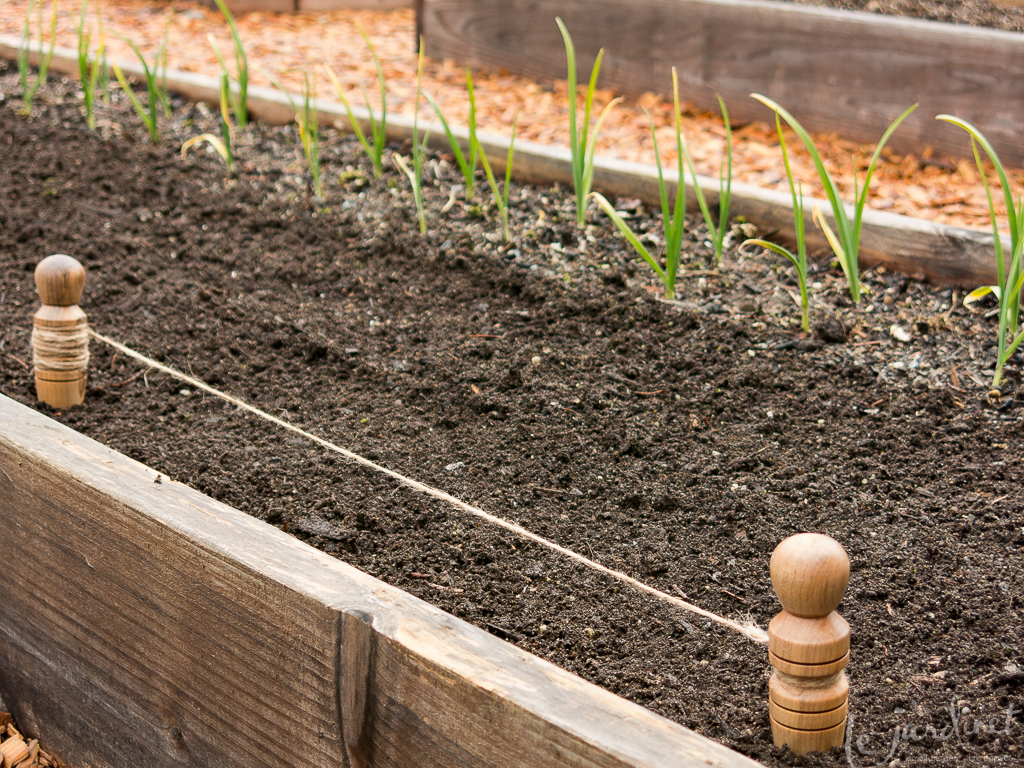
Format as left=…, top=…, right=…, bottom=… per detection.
left=420, top=0, right=1024, bottom=167
left=0, top=35, right=999, bottom=287
left=0, top=394, right=761, bottom=768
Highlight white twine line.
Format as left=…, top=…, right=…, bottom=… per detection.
left=89, top=328, right=769, bottom=644
left=32, top=323, right=91, bottom=371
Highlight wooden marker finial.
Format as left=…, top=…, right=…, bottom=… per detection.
left=768, top=533, right=850, bottom=755
left=32, top=255, right=90, bottom=408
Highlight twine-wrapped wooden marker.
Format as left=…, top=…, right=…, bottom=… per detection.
left=32, top=254, right=89, bottom=408
left=768, top=533, right=850, bottom=755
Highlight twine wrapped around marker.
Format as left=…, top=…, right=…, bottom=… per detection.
left=33, top=254, right=89, bottom=408
left=32, top=322, right=91, bottom=371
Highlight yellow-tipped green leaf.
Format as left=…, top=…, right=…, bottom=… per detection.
left=812, top=205, right=851, bottom=281
left=182, top=134, right=230, bottom=165
left=591, top=192, right=667, bottom=286
left=964, top=285, right=999, bottom=305
left=742, top=238, right=800, bottom=272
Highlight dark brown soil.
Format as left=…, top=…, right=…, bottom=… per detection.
left=783, top=0, right=1024, bottom=32
left=1, top=64, right=1023, bottom=768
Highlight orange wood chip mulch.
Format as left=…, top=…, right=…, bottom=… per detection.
left=1, top=0, right=1021, bottom=233
left=0, top=713, right=66, bottom=768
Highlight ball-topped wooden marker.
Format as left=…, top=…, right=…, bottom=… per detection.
left=768, top=533, right=851, bottom=755
left=32, top=254, right=90, bottom=408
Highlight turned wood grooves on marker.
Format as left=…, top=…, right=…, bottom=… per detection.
left=0, top=394, right=763, bottom=768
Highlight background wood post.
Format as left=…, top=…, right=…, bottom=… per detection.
left=32, top=254, right=88, bottom=409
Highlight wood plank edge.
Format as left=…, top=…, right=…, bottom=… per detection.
left=0, top=34, right=995, bottom=286
left=0, top=394, right=763, bottom=768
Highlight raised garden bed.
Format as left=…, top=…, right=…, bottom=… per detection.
left=419, top=0, right=1024, bottom=167
left=0, top=393, right=751, bottom=768
left=0, top=35, right=1002, bottom=287
left=1, top=61, right=1024, bottom=768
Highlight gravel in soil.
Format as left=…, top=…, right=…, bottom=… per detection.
left=1, top=71, right=1023, bottom=767
left=1, top=0, right=1021, bottom=232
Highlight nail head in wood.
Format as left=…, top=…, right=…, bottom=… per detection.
left=32, top=255, right=89, bottom=409
left=768, top=533, right=851, bottom=755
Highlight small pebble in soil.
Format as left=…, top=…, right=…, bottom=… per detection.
left=890, top=324, right=912, bottom=342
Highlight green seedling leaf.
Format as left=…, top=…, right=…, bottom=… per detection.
left=474, top=110, right=518, bottom=242
left=557, top=17, right=618, bottom=227
left=392, top=41, right=430, bottom=233
left=466, top=68, right=479, bottom=200
left=678, top=76, right=733, bottom=264
left=112, top=60, right=158, bottom=143
left=19, top=0, right=33, bottom=97
left=262, top=66, right=321, bottom=197
left=19, top=0, right=57, bottom=114
left=938, top=115, right=1017, bottom=240
left=75, top=0, right=104, bottom=130
left=964, top=285, right=999, bottom=305
left=743, top=238, right=801, bottom=272
left=325, top=32, right=388, bottom=177
left=182, top=134, right=232, bottom=168
left=812, top=205, right=852, bottom=283
left=752, top=94, right=915, bottom=303
left=580, top=95, right=622, bottom=204
left=84, top=35, right=106, bottom=130
left=212, top=0, right=248, bottom=126
left=592, top=192, right=672, bottom=296
left=363, top=28, right=388, bottom=175
left=742, top=236, right=810, bottom=332
left=156, top=11, right=174, bottom=118
left=422, top=90, right=474, bottom=194
left=325, top=64, right=379, bottom=176
left=939, top=114, right=1024, bottom=386
left=112, top=34, right=163, bottom=142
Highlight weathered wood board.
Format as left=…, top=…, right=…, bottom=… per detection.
left=195, top=0, right=411, bottom=13
left=0, top=35, right=999, bottom=286
left=420, top=0, right=1024, bottom=167
left=0, top=394, right=762, bottom=768
left=295, top=0, right=411, bottom=10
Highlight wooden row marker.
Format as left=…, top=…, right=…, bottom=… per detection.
left=32, top=254, right=89, bottom=409
left=768, top=533, right=851, bottom=754
left=27, top=256, right=852, bottom=755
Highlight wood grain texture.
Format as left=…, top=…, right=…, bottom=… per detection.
left=34, top=255, right=85, bottom=307
left=297, top=0, right=411, bottom=10
left=420, top=0, right=1024, bottom=166
left=0, top=393, right=762, bottom=768
left=0, top=35, right=999, bottom=286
